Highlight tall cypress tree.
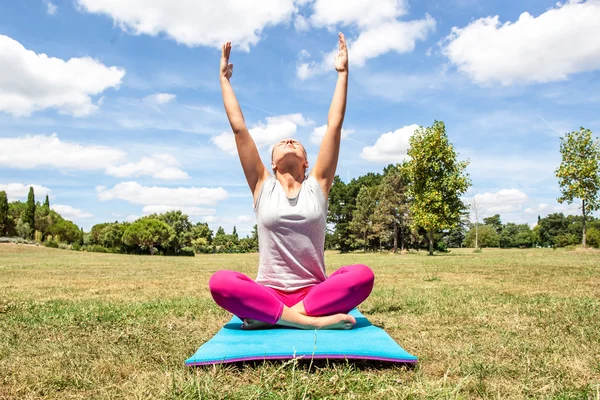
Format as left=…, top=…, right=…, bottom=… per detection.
left=0, top=191, right=8, bottom=236
left=25, top=187, right=36, bottom=239
left=44, top=195, right=50, bottom=208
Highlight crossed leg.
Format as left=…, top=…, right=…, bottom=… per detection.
left=208, top=264, right=374, bottom=330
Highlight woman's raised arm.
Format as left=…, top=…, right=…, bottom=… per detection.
left=220, top=42, right=269, bottom=200
left=311, top=33, right=349, bottom=196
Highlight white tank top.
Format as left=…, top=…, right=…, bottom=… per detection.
left=254, top=174, right=328, bottom=292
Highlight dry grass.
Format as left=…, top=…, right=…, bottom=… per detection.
left=1, top=243, right=599, bottom=399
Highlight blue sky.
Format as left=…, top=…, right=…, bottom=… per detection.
left=1, top=0, right=599, bottom=236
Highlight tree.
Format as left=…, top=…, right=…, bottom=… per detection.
left=34, top=203, right=53, bottom=241
left=6, top=201, right=26, bottom=237
left=555, top=127, right=600, bottom=247
left=15, top=218, right=30, bottom=239
left=25, top=187, right=36, bottom=239
left=443, top=210, right=469, bottom=248
left=212, top=226, right=230, bottom=247
left=349, top=186, right=378, bottom=251
left=191, top=222, right=213, bottom=243
left=470, top=198, right=482, bottom=250
left=327, top=176, right=353, bottom=252
left=44, top=195, right=50, bottom=208
left=444, top=226, right=466, bottom=248
left=48, top=219, right=83, bottom=244
left=0, top=191, right=8, bottom=236
left=90, top=223, right=111, bottom=245
left=122, top=219, right=174, bottom=255
left=405, top=121, right=471, bottom=255
left=145, top=210, right=192, bottom=254
left=232, top=226, right=239, bottom=245
left=373, top=163, right=409, bottom=253
left=537, top=213, right=569, bottom=247
left=499, top=223, right=532, bottom=248
left=587, top=227, right=600, bottom=248
left=483, top=214, right=502, bottom=234
left=464, top=225, right=499, bottom=248
left=100, top=223, right=127, bottom=250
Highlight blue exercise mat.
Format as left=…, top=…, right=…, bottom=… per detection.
left=186, top=309, right=417, bottom=366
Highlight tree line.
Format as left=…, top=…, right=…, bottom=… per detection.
left=1, top=122, right=598, bottom=255
left=86, top=213, right=258, bottom=255
left=327, top=123, right=600, bottom=253
left=0, top=187, right=258, bottom=255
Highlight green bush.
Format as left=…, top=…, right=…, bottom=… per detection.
left=434, top=240, right=449, bottom=253
left=586, top=227, right=600, bottom=248
left=44, top=240, right=59, bottom=248
left=195, top=245, right=216, bottom=254
left=83, top=244, right=111, bottom=253
left=178, top=246, right=195, bottom=257
left=71, top=243, right=81, bottom=251
left=554, top=233, right=579, bottom=248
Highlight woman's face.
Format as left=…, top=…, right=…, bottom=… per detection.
left=271, top=139, right=308, bottom=169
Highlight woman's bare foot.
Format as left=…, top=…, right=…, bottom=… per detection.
left=241, top=318, right=277, bottom=330
left=277, top=306, right=356, bottom=330
left=311, top=313, right=356, bottom=330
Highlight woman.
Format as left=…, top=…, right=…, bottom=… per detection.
left=209, top=33, right=374, bottom=330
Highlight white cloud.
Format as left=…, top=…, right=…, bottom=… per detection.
left=0, top=134, right=126, bottom=170
left=443, top=1, right=600, bottom=85
left=525, top=202, right=580, bottom=215
left=211, top=113, right=312, bottom=155
left=76, top=0, right=299, bottom=51
left=0, top=34, right=125, bottom=117
left=125, top=214, right=139, bottom=222
left=51, top=205, right=94, bottom=219
left=143, top=93, right=176, bottom=105
left=360, top=124, right=419, bottom=163
left=471, top=189, right=529, bottom=215
left=237, top=215, right=253, bottom=222
left=309, top=0, right=408, bottom=28
left=0, top=134, right=187, bottom=179
left=46, top=1, right=58, bottom=15
left=106, top=154, right=189, bottom=180
left=309, top=124, right=354, bottom=145
left=296, top=0, right=435, bottom=79
left=97, top=182, right=228, bottom=206
left=0, top=183, right=51, bottom=202
left=294, top=15, right=310, bottom=32
left=524, top=203, right=552, bottom=214
left=349, top=17, right=436, bottom=68
left=142, top=205, right=215, bottom=216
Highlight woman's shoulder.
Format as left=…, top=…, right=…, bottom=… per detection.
left=253, top=174, right=275, bottom=210
left=305, top=174, right=328, bottom=204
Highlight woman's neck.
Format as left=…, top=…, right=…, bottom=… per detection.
left=275, top=170, right=305, bottom=197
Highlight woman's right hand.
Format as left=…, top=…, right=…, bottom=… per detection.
left=220, top=41, right=233, bottom=80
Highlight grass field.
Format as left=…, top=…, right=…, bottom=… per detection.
left=1, top=244, right=599, bottom=399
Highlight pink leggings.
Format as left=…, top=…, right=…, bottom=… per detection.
left=209, top=264, right=374, bottom=324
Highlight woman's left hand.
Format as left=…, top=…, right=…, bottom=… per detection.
left=334, top=32, right=348, bottom=73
